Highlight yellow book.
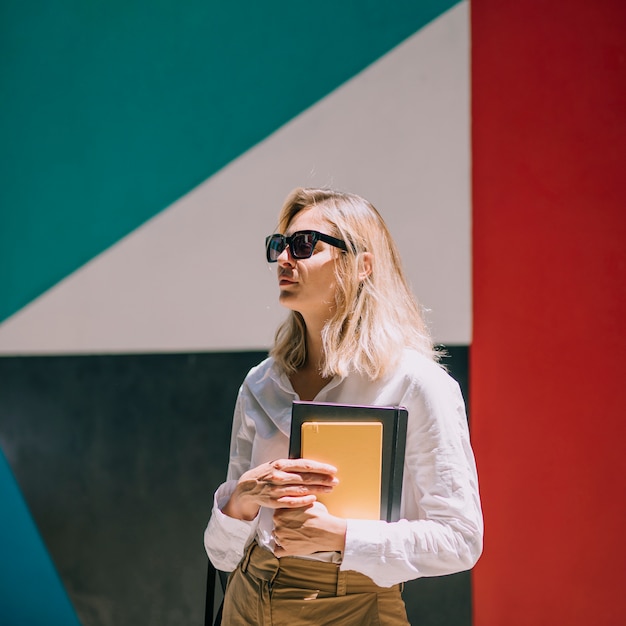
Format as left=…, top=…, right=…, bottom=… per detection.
left=290, top=401, right=408, bottom=522
left=300, top=421, right=383, bottom=520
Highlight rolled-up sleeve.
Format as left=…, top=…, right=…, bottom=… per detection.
left=203, top=480, right=259, bottom=571
left=204, top=389, right=259, bottom=571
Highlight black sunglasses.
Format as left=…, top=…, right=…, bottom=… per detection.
left=265, top=230, right=348, bottom=262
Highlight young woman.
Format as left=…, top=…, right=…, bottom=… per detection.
left=204, top=188, right=483, bottom=625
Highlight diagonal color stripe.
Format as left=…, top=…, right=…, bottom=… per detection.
left=0, top=448, right=80, bottom=625
left=0, top=2, right=470, bottom=355
left=0, top=0, right=460, bottom=324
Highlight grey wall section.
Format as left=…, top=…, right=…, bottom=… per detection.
left=0, top=348, right=469, bottom=626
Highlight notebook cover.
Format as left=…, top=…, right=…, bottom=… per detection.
left=300, top=421, right=383, bottom=519
left=289, top=401, right=408, bottom=522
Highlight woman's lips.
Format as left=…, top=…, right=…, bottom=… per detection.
left=278, top=273, right=296, bottom=286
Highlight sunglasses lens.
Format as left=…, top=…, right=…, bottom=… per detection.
left=291, top=233, right=315, bottom=259
left=266, top=231, right=320, bottom=261
left=267, top=235, right=285, bottom=262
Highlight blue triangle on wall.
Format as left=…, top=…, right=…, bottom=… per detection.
left=0, top=447, right=81, bottom=626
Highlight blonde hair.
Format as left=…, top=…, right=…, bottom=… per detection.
left=270, top=188, right=437, bottom=380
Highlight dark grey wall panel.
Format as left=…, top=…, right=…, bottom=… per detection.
left=0, top=352, right=265, bottom=626
left=0, top=347, right=470, bottom=626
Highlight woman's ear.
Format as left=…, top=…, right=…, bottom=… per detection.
left=358, top=252, right=373, bottom=281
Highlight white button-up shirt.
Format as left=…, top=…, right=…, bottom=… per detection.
left=204, top=349, right=483, bottom=588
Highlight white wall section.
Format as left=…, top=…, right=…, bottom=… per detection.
left=0, top=2, right=470, bottom=354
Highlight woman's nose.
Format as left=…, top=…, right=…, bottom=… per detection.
left=277, top=246, right=295, bottom=266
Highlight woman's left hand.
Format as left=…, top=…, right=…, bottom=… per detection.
left=272, top=501, right=347, bottom=557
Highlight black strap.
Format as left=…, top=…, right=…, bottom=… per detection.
left=204, top=561, right=217, bottom=626
left=205, top=560, right=228, bottom=626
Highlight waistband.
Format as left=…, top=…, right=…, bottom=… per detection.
left=239, top=541, right=400, bottom=596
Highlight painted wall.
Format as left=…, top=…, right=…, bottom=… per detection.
left=0, top=449, right=80, bottom=626
left=0, top=0, right=460, bottom=327
left=0, top=2, right=474, bottom=626
left=0, top=0, right=470, bottom=353
left=471, top=1, right=626, bottom=624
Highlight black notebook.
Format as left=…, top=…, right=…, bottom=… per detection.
left=288, top=401, right=407, bottom=522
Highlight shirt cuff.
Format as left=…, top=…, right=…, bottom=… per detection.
left=204, top=481, right=259, bottom=571
left=341, top=518, right=384, bottom=569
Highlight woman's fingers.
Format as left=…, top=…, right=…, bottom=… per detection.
left=264, top=459, right=338, bottom=486
left=270, top=458, right=337, bottom=476
left=264, top=470, right=338, bottom=488
left=234, top=458, right=338, bottom=511
left=244, top=459, right=338, bottom=488
left=260, top=480, right=333, bottom=508
left=273, top=500, right=328, bottom=524
left=271, top=501, right=346, bottom=556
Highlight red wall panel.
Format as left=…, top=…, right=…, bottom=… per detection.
left=471, top=1, right=626, bottom=624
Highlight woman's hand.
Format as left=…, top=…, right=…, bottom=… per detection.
left=272, top=501, right=347, bottom=557
left=222, top=459, right=338, bottom=521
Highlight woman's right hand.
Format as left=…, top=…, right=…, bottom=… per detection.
left=222, top=459, right=338, bottom=521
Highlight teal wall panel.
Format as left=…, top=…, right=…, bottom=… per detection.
left=0, top=448, right=81, bottom=626
left=0, top=0, right=459, bottom=323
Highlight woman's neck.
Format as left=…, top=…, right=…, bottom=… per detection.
left=305, top=330, right=324, bottom=372
left=289, top=323, right=332, bottom=401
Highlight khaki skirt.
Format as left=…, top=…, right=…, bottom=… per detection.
left=221, top=542, right=410, bottom=626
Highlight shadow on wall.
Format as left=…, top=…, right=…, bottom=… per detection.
left=0, top=348, right=470, bottom=626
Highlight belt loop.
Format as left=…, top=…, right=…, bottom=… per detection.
left=336, top=570, right=347, bottom=596
left=240, top=541, right=256, bottom=573
left=269, top=565, right=279, bottom=588
left=268, top=554, right=280, bottom=587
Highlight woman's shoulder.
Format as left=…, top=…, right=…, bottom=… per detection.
left=385, top=350, right=466, bottom=422
left=241, top=356, right=294, bottom=396
left=238, top=355, right=294, bottom=435
left=396, top=348, right=443, bottom=375
left=394, top=348, right=459, bottom=392
left=242, top=355, right=278, bottom=386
